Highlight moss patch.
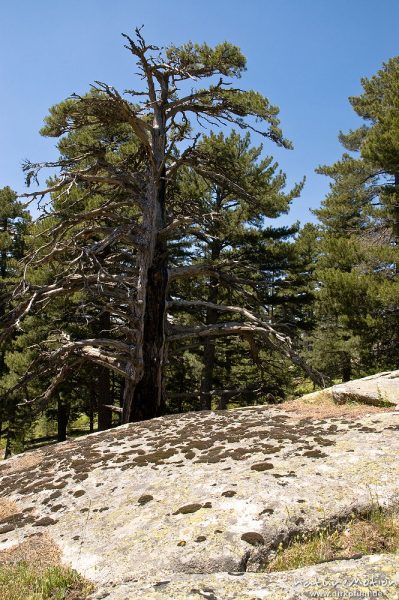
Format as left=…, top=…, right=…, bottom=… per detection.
left=0, top=562, right=93, bottom=600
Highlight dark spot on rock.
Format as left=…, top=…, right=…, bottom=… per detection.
left=191, top=440, right=215, bottom=451
left=48, top=491, right=62, bottom=500
left=251, top=462, right=273, bottom=471
left=99, top=506, right=109, bottom=512
left=214, top=529, right=223, bottom=534
left=173, top=503, right=203, bottom=515
left=241, top=532, right=264, bottom=546
left=203, top=502, right=212, bottom=508
left=297, top=499, right=306, bottom=503
left=177, top=540, right=186, bottom=546
left=303, top=450, right=328, bottom=459
left=260, top=508, right=274, bottom=515
left=73, top=490, right=86, bottom=498
left=195, top=536, right=207, bottom=542
left=50, top=504, right=64, bottom=512
left=72, top=535, right=80, bottom=540
left=184, top=451, right=195, bottom=460
left=33, top=517, right=58, bottom=527
left=134, top=448, right=177, bottom=466
left=295, top=517, right=305, bottom=525
left=71, top=458, right=87, bottom=469
left=313, top=437, right=336, bottom=447
left=153, top=581, right=171, bottom=589
left=227, top=448, right=252, bottom=461
left=221, top=491, right=236, bottom=498
left=138, top=494, right=154, bottom=505
left=80, top=508, right=89, bottom=513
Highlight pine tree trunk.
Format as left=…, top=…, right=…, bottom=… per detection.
left=57, top=397, right=69, bottom=442
left=200, top=339, right=216, bottom=410
left=92, top=251, right=113, bottom=429
left=122, top=94, right=169, bottom=423
left=4, top=417, right=19, bottom=458
left=341, top=352, right=352, bottom=382
left=199, top=280, right=218, bottom=411
left=89, top=387, right=95, bottom=434
left=97, top=312, right=112, bottom=431
left=4, top=426, right=12, bottom=459
left=123, top=168, right=168, bottom=421
left=394, top=174, right=399, bottom=242
left=130, top=236, right=168, bottom=421
left=394, top=174, right=399, bottom=274
left=199, top=236, right=222, bottom=411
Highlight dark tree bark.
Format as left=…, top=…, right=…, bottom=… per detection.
left=131, top=238, right=168, bottom=420
left=4, top=424, right=12, bottom=459
left=89, top=382, right=95, bottom=433
left=131, top=163, right=168, bottom=421
left=341, top=352, right=352, bottom=383
left=199, top=276, right=218, bottom=411
left=57, top=396, right=70, bottom=442
left=199, top=230, right=222, bottom=411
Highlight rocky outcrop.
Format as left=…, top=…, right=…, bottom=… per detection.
left=91, top=554, right=399, bottom=599
left=1, top=402, right=399, bottom=598
left=332, top=370, right=399, bottom=407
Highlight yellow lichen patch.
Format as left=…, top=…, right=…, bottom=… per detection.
left=281, top=395, right=392, bottom=419
left=0, top=450, right=43, bottom=475
left=0, top=499, right=20, bottom=521
left=0, top=533, right=61, bottom=568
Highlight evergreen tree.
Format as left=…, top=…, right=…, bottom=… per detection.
left=166, top=130, right=303, bottom=410
left=2, top=30, right=323, bottom=427
left=312, top=56, right=399, bottom=378
left=0, top=187, right=31, bottom=454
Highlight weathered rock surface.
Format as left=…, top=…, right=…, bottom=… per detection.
left=92, top=554, right=399, bottom=599
left=332, top=370, right=399, bottom=407
left=1, top=405, right=399, bottom=598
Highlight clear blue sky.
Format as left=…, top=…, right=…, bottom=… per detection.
left=1, top=0, right=398, bottom=225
